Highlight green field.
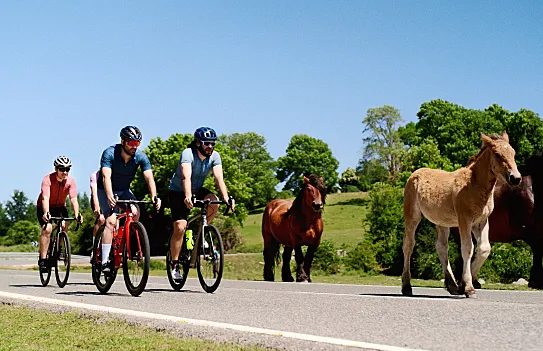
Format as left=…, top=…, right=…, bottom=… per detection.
left=238, top=191, right=369, bottom=252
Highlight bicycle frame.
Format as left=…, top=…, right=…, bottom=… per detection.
left=109, top=205, right=144, bottom=269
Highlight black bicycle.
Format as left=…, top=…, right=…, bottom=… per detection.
left=40, top=216, right=80, bottom=288
left=166, top=196, right=233, bottom=293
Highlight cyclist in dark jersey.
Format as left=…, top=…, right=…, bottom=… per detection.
left=168, top=127, right=235, bottom=280
left=37, top=156, right=83, bottom=272
left=97, top=126, right=161, bottom=274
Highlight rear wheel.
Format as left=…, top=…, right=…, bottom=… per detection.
left=196, top=225, right=224, bottom=293
left=166, top=230, right=190, bottom=291
left=39, top=237, right=53, bottom=287
left=54, top=232, right=71, bottom=288
left=91, top=226, right=117, bottom=294
left=123, top=221, right=150, bottom=296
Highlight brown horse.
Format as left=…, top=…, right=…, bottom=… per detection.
left=262, top=175, right=326, bottom=282
left=402, top=131, right=521, bottom=298
left=455, top=154, right=543, bottom=289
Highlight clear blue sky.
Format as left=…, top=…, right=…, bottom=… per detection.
left=1, top=1, right=542, bottom=203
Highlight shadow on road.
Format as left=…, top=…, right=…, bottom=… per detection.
left=10, top=284, right=46, bottom=288
left=56, top=291, right=124, bottom=297
left=145, top=288, right=203, bottom=294
left=359, top=293, right=464, bottom=300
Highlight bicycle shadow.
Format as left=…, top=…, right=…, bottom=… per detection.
left=145, top=288, right=203, bottom=294
left=10, top=284, right=46, bottom=288
left=359, top=293, right=464, bottom=300
left=56, top=291, right=124, bottom=297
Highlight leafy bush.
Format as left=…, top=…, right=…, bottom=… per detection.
left=479, top=242, right=531, bottom=283
left=0, top=220, right=40, bottom=246
left=344, top=242, right=379, bottom=274
left=276, top=190, right=294, bottom=199
left=312, top=240, right=340, bottom=274
left=341, top=185, right=361, bottom=193
left=213, top=215, right=242, bottom=252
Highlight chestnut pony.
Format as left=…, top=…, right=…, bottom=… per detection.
left=262, top=175, right=326, bottom=282
left=402, top=131, right=521, bottom=298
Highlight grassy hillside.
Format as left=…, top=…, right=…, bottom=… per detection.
left=236, top=191, right=369, bottom=253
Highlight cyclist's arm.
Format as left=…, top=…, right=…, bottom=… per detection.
left=181, top=163, right=192, bottom=197
left=142, top=169, right=158, bottom=199
left=70, top=196, right=80, bottom=219
left=101, top=167, right=114, bottom=200
left=212, top=165, right=230, bottom=202
left=41, top=176, right=52, bottom=215
left=90, top=180, right=100, bottom=212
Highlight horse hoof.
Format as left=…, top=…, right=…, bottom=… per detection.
left=465, top=289, right=477, bottom=298
left=528, top=280, right=543, bottom=289
left=401, top=285, right=413, bottom=296
left=472, top=279, right=481, bottom=289
left=446, top=285, right=463, bottom=295
left=282, top=276, right=294, bottom=282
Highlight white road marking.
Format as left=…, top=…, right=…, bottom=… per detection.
left=0, top=291, right=427, bottom=351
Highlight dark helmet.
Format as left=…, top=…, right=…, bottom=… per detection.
left=120, top=126, right=142, bottom=142
left=53, top=156, right=72, bottom=168
left=194, top=127, right=217, bottom=141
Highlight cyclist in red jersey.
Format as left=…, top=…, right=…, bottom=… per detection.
left=36, top=156, right=83, bottom=272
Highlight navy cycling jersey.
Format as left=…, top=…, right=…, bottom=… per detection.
left=97, top=144, right=152, bottom=191
left=169, top=147, right=222, bottom=193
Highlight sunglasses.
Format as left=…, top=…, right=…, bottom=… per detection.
left=126, top=140, right=141, bottom=147
left=201, top=141, right=216, bottom=147
left=57, top=167, right=71, bottom=173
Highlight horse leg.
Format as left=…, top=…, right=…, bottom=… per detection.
left=401, top=182, right=422, bottom=296
left=436, top=226, right=461, bottom=295
left=281, top=246, right=294, bottom=282
left=263, top=235, right=279, bottom=282
left=294, top=246, right=308, bottom=282
left=458, top=219, right=476, bottom=298
left=303, top=244, right=318, bottom=283
left=528, top=239, right=543, bottom=289
left=470, top=220, right=491, bottom=289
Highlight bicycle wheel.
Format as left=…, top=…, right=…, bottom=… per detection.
left=196, top=225, right=224, bottom=293
left=54, top=231, right=71, bottom=288
left=39, top=240, right=53, bottom=287
left=91, top=226, right=117, bottom=294
left=166, top=231, right=190, bottom=291
left=123, top=221, right=150, bottom=296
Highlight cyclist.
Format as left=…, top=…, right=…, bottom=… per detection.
left=89, top=170, right=105, bottom=252
left=37, top=156, right=83, bottom=272
left=97, top=126, right=161, bottom=274
left=168, top=126, right=235, bottom=280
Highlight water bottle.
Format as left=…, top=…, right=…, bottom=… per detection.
left=185, top=229, right=194, bottom=250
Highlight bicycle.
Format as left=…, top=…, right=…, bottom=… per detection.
left=39, top=216, right=80, bottom=288
left=166, top=196, right=234, bottom=293
left=91, top=196, right=155, bottom=297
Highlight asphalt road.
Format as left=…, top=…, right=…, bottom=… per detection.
left=0, top=253, right=542, bottom=351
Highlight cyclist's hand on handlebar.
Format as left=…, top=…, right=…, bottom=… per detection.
left=226, top=197, right=235, bottom=212
left=184, top=195, right=193, bottom=209
left=76, top=213, right=84, bottom=224
left=42, top=211, right=51, bottom=223
left=107, top=193, right=117, bottom=208
left=153, top=196, right=161, bottom=211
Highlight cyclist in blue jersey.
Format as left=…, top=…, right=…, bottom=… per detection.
left=168, top=127, right=235, bottom=280
left=97, top=126, right=161, bottom=274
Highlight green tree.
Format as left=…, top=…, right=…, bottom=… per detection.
left=356, top=159, right=388, bottom=191
left=276, top=134, right=339, bottom=192
left=5, top=190, right=35, bottom=224
left=338, top=168, right=360, bottom=191
left=220, top=132, right=278, bottom=209
left=0, top=220, right=40, bottom=246
left=0, top=204, right=9, bottom=237
left=362, top=105, right=405, bottom=180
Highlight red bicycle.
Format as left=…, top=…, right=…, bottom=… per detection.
left=91, top=196, right=154, bottom=296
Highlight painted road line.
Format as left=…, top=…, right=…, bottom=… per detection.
left=0, top=291, right=427, bottom=351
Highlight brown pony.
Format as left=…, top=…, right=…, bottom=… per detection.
left=262, top=175, right=326, bottom=282
left=402, top=131, right=521, bottom=298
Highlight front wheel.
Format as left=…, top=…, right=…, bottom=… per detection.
left=54, top=232, right=71, bottom=288
left=166, top=231, right=190, bottom=291
left=123, top=221, right=150, bottom=297
left=196, top=225, right=224, bottom=293
left=91, top=226, right=117, bottom=294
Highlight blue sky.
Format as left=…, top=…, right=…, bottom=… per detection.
left=1, top=1, right=542, bottom=203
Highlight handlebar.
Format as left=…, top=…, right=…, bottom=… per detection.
left=191, top=195, right=235, bottom=215
left=47, top=216, right=81, bottom=231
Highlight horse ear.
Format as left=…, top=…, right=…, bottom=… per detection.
left=480, top=132, right=493, bottom=146
left=303, top=176, right=310, bottom=183
left=501, top=130, right=509, bottom=143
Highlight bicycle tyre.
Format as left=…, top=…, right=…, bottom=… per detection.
left=166, top=230, right=190, bottom=291
left=39, top=237, right=53, bottom=287
left=54, top=231, right=71, bottom=288
left=91, top=226, right=117, bottom=294
left=196, top=225, right=224, bottom=293
left=123, top=221, right=150, bottom=297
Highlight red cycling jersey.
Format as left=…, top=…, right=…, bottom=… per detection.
left=37, top=173, right=77, bottom=208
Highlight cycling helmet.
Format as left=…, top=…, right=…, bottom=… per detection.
left=120, top=126, right=142, bottom=142
left=194, top=127, right=217, bottom=141
left=54, top=156, right=72, bottom=168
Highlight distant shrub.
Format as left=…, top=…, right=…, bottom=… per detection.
left=312, top=240, right=340, bottom=274
left=479, top=242, right=531, bottom=283
left=344, top=242, right=379, bottom=274
left=276, top=190, right=294, bottom=199
left=341, top=185, right=361, bottom=193
left=0, top=220, right=40, bottom=246
left=213, top=215, right=242, bottom=252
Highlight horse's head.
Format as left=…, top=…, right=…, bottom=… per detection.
left=303, top=175, right=326, bottom=213
left=481, top=130, right=521, bottom=186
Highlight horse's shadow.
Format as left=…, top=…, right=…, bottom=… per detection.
left=359, top=293, right=464, bottom=300
left=328, top=198, right=369, bottom=207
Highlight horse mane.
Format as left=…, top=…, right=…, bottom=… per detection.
left=284, top=174, right=327, bottom=217
left=466, top=133, right=506, bottom=166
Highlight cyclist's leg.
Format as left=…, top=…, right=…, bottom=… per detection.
left=169, top=190, right=189, bottom=261
left=97, top=188, right=116, bottom=265
left=37, top=206, right=53, bottom=261
left=60, top=207, right=69, bottom=233
left=200, top=188, right=219, bottom=223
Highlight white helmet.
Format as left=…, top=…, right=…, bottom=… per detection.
left=54, top=156, right=72, bottom=168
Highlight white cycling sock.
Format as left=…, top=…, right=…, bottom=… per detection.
left=102, top=244, right=112, bottom=263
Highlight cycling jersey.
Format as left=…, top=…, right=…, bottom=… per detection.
left=97, top=144, right=152, bottom=191
left=37, top=173, right=77, bottom=208
left=168, top=147, right=222, bottom=193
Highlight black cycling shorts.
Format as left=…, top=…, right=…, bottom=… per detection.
left=37, top=206, right=68, bottom=227
left=169, top=188, right=212, bottom=222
